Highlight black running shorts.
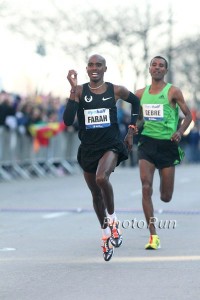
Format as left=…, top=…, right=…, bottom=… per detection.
left=77, top=142, right=128, bottom=173
left=137, top=135, right=184, bottom=169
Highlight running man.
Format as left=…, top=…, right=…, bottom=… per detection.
left=63, top=54, right=139, bottom=261
left=133, top=56, right=192, bottom=249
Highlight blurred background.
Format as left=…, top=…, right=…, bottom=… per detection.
left=0, top=0, right=200, bottom=181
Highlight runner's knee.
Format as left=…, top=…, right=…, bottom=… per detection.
left=160, top=192, right=172, bottom=202
left=96, top=174, right=108, bottom=187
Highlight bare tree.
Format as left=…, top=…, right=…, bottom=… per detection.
left=174, top=36, right=200, bottom=108
left=2, top=0, right=200, bottom=100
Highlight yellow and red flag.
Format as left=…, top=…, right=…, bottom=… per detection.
left=29, top=122, right=66, bottom=151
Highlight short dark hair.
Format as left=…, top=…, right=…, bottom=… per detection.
left=88, top=54, right=106, bottom=66
left=150, top=56, right=168, bottom=69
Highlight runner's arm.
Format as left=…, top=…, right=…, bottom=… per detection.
left=63, top=99, right=79, bottom=126
left=124, top=92, right=140, bottom=126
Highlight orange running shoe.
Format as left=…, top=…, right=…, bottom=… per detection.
left=101, top=236, right=114, bottom=262
left=109, top=221, right=123, bottom=248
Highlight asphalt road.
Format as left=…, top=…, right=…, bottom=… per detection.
left=0, top=164, right=199, bottom=300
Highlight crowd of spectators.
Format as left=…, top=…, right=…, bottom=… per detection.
left=0, top=90, right=71, bottom=136
left=0, top=89, right=200, bottom=164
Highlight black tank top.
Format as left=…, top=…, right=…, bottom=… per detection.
left=77, top=82, right=120, bottom=146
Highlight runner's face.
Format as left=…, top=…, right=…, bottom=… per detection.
left=149, top=58, right=168, bottom=81
left=86, top=56, right=107, bottom=82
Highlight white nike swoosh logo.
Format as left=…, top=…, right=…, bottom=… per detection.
left=102, top=97, right=112, bottom=101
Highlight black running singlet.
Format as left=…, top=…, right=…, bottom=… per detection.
left=77, top=82, right=121, bottom=146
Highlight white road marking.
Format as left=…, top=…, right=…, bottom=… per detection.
left=1, top=255, right=200, bottom=263
left=0, top=248, right=16, bottom=252
left=42, top=212, right=69, bottom=219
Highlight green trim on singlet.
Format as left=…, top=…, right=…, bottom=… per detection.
left=140, top=83, right=179, bottom=139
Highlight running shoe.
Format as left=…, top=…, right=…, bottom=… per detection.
left=101, top=236, right=114, bottom=262
left=109, top=221, right=123, bottom=248
left=145, top=235, right=161, bottom=250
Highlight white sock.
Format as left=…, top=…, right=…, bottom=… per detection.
left=107, top=212, right=117, bottom=222
left=102, top=226, right=111, bottom=238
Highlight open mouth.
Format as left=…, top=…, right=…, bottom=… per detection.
left=91, top=72, right=98, bottom=77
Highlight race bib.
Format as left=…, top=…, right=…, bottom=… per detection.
left=84, top=108, right=111, bottom=129
left=143, top=104, right=164, bottom=121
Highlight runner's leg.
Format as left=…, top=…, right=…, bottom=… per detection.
left=83, top=172, right=107, bottom=228
left=159, top=166, right=175, bottom=202
left=139, top=159, right=156, bottom=235
left=95, top=151, right=118, bottom=215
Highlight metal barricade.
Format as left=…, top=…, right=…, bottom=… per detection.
left=0, top=126, right=81, bottom=181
